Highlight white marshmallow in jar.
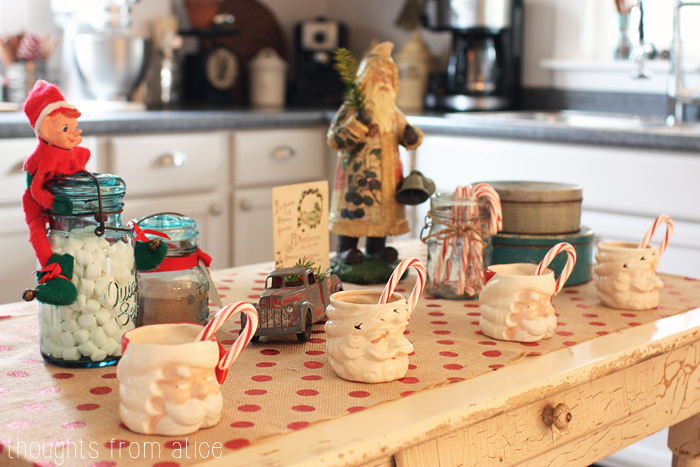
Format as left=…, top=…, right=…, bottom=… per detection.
left=39, top=172, right=136, bottom=367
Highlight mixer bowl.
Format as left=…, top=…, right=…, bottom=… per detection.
left=74, top=33, right=150, bottom=101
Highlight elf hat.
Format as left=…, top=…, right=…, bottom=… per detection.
left=23, top=80, right=79, bottom=138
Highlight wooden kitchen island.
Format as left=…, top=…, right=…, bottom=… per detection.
left=1, top=240, right=700, bottom=467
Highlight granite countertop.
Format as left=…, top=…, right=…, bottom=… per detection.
left=2, top=107, right=700, bottom=153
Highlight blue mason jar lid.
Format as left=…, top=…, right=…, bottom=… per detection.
left=134, top=213, right=199, bottom=255
left=45, top=172, right=126, bottom=215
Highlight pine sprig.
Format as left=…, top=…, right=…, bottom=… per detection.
left=292, top=256, right=330, bottom=282
left=333, top=48, right=365, bottom=110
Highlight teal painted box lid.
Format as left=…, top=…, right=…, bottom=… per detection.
left=491, top=227, right=594, bottom=286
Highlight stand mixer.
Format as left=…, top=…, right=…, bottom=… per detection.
left=51, top=0, right=150, bottom=108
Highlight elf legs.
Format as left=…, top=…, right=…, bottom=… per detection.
left=22, top=189, right=78, bottom=305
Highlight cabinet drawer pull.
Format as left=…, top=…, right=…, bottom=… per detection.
left=209, top=204, right=223, bottom=216
left=271, top=145, right=295, bottom=160
left=152, top=151, right=187, bottom=168
left=239, top=199, right=253, bottom=212
left=543, top=403, right=572, bottom=430
left=7, top=160, right=24, bottom=175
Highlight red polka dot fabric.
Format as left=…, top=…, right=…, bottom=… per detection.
left=1, top=242, right=699, bottom=465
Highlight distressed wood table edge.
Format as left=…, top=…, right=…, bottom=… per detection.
left=195, top=307, right=700, bottom=467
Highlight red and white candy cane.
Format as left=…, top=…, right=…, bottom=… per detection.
left=379, top=258, right=426, bottom=318
left=196, top=301, right=259, bottom=372
left=473, top=183, right=503, bottom=235
left=638, top=214, right=674, bottom=255
left=533, top=242, right=577, bottom=293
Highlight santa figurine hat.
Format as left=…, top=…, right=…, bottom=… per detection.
left=23, top=80, right=79, bottom=138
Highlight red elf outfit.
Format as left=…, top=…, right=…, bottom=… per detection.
left=22, top=80, right=91, bottom=305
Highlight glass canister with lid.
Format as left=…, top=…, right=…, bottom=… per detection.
left=421, top=192, right=494, bottom=300
left=135, top=213, right=215, bottom=326
left=38, top=172, right=137, bottom=367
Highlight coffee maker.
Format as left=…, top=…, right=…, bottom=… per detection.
left=423, top=0, right=523, bottom=111
left=289, top=17, right=348, bottom=107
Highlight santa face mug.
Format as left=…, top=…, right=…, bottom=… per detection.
left=117, top=303, right=258, bottom=436
left=594, top=242, right=664, bottom=310
left=325, top=290, right=414, bottom=383
left=479, top=243, right=577, bottom=343
left=594, top=215, right=674, bottom=311
left=325, top=257, right=426, bottom=383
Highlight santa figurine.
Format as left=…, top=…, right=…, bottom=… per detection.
left=327, top=42, right=431, bottom=284
left=21, top=80, right=91, bottom=306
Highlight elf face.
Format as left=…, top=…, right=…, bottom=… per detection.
left=40, top=112, right=82, bottom=149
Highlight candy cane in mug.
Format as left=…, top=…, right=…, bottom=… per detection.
left=379, top=258, right=426, bottom=317
left=534, top=242, right=577, bottom=293
left=638, top=214, right=674, bottom=255
left=196, top=301, right=259, bottom=371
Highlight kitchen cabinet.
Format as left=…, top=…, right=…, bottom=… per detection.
left=0, top=125, right=331, bottom=302
left=414, top=134, right=700, bottom=277
left=230, top=127, right=328, bottom=266
left=0, top=137, right=100, bottom=304
left=105, top=131, right=230, bottom=267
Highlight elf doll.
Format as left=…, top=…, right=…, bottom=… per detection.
left=21, top=80, right=166, bottom=306
left=21, top=80, right=90, bottom=305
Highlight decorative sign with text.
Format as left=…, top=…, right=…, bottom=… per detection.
left=272, top=180, right=330, bottom=271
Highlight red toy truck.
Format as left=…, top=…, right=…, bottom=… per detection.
left=249, top=267, right=342, bottom=342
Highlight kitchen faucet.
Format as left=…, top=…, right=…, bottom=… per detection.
left=667, top=0, right=700, bottom=125
left=629, top=0, right=650, bottom=80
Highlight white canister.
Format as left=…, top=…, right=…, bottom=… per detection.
left=249, top=48, right=287, bottom=109
left=395, top=30, right=433, bottom=112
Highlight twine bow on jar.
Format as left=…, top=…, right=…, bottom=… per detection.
left=420, top=210, right=488, bottom=246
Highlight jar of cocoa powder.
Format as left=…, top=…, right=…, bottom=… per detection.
left=134, top=214, right=212, bottom=326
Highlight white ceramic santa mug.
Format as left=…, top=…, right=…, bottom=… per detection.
left=594, top=215, right=673, bottom=311
left=325, top=258, right=425, bottom=383
left=117, top=302, right=258, bottom=436
left=479, top=243, right=577, bottom=343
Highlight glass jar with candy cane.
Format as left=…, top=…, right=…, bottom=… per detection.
left=421, top=184, right=502, bottom=299
left=38, top=172, right=137, bottom=367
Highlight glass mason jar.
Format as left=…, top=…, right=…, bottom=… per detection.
left=39, top=172, right=136, bottom=367
left=422, top=193, right=493, bottom=300
left=135, top=214, right=211, bottom=326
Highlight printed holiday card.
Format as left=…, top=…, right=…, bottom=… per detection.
left=272, top=181, right=330, bottom=271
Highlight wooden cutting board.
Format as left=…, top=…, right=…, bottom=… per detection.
left=213, top=0, right=287, bottom=103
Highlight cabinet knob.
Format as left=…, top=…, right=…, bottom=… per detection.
left=209, top=204, right=223, bottom=216
left=239, top=199, right=253, bottom=212
left=271, top=145, right=295, bottom=160
left=152, top=151, right=188, bottom=168
left=543, top=403, right=572, bottom=430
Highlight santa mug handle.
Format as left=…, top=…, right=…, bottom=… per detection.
left=195, top=302, right=259, bottom=384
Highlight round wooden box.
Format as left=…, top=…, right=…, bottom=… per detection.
left=482, top=181, right=583, bottom=235
left=491, top=227, right=594, bottom=286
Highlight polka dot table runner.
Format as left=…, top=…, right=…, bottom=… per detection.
left=1, top=241, right=700, bottom=466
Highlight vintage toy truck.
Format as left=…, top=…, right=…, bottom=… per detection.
left=248, top=267, right=343, bottom=342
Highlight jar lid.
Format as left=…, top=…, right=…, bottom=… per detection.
left=134, top=214, right=200, bottom=254
left=429, top=192, right=490, bottom=219
left=478, top=181, right=583, bottom=203
left=46, top=172, right=126, bottom=214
